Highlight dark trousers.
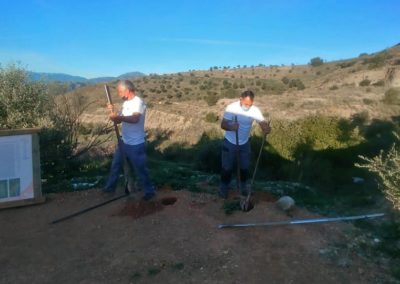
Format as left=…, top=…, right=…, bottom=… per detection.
left=220, top=138, right=250, bottom=193
left=105, top=142, right=154, bottom=194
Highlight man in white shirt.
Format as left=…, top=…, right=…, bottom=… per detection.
left=219, top=90, right=271, bottom=199
left=103, top=80, right=155, bottom=201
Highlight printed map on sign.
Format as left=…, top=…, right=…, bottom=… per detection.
left=0, top=134, right=33, bottom=202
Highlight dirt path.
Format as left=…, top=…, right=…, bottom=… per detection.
left=0, top=189, right=388, bottom=283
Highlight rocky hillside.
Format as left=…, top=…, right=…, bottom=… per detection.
left=73, top=44, right=400, bottom=145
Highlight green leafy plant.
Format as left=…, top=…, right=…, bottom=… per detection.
left=309, top=57, right=324, bottom=67
left=383, top=88, right=400, bottom=105
left=356, top=133, right=400, bottom=210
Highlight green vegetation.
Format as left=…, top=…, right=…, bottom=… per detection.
left=357, top=133, right=400, bottom=210
left=0, top=64, right=111, bottom=192
left=0, top=64, right=48, bottom=128
left=288, top=79, right=305, bottom=90
left=204, top=112, right=219, bottom=123
left=309, top=57, right=324, bottom=67
left=337, top=60, right=357, bottom=69
left=359, top=79, right=371, bottom=86
left=362, top=51, right=392, bottom=69
left=383, top=88, right=400, bottom=105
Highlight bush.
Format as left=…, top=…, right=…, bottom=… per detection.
left=309, top=57, right=324, bottom=67
left=0, top=64, right=49, bottom=128
left=363, top=98, right=374, bottom=105
left=356, top=133, right=400, bottom=210
left=204, top=93, right=219, bottom=106
left=288, top=79, right=305, bottom=90
left=329, top=85, right=339, bottom=90
left=337, top=61, right=356, bottom=69
left=204, top=112, right=219, bottom=123
left=359, top=79, right=371, bottom=87
left=383, top=88, right=400, bottom=105
left=362, top=52, right=392, bottom=69
left=0, top=64, right=111, bottom=190
left=372, top=80, right=385, bottom=87
left=281, top=77, right=290, bottom=85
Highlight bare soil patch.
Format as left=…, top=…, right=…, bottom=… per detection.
left=0, top=188, right=389, bottom=283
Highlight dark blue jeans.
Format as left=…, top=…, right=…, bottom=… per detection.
left=220, top=138, right=251, bottom=193
left=105, top=142, right=154, bottom=194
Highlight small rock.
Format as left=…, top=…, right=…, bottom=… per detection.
left=276, top=196, right=295, bottom=211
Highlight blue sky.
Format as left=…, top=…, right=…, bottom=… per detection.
left=0, top=0, right=399, bottom=78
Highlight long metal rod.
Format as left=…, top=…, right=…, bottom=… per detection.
left=50, top=193, right=128, bottom=224
left=218, top=213, right=385, bottom=229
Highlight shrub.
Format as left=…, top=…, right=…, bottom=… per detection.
left=363, top=98, right=374, bottom=105
left=309, top=57, right=324, bottom=67
left=356, top=133, right=400, bottom=210
left=337, top=61, right=356, bottom=69
left=372, top=80, right=385, bottom=87
left=329, top=85, right=339, bottom=90
left=362, top=52, right=392, bottom=69
left=204, top=93, right=219, bottom=106
left=204, top=112, right=219, bottom=123
left=383, top=88, right=400, bottom=105
left=0, top=64, right=49, bottom=128
left=359, top=79, right=371, bottom=86
left=351, top=111, right=369, bottom=125
left=288, top=79, right=305, bottom=90
left=281, top=77, right=290, bottom=85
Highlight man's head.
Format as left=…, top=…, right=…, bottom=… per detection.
left=117, top=80, right=136, bottom=101
left=239, top=90, right=255, bottom=112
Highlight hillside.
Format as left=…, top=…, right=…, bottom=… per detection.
left=72, top=44, right=400, bottom=146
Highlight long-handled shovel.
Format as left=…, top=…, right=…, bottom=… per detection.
left=104, top=85, right=134, bottom=195
left=234, top=116, right=241, bottom=196
left=49, top=86, right=133, bottom=225
left=240, top=121, right=270, bottom=212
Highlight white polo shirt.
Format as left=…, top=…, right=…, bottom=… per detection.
left=223, top=101, right=265, bottom=145
left=121, top=96, right=146, bottom=145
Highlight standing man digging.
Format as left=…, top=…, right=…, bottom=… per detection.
left=103, top=80, right=155, bottom=201
left=219, top=90, right=271, bottom=199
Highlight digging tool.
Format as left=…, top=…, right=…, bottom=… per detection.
left=218, top=213, right=385, bottom=229
left=240, top=119, right=270, bottom=212
left=234, top=116, right=241, bottom=196
left=50, top=193, right=127, bottom=224
left=104, top=85, right=134, bottom=195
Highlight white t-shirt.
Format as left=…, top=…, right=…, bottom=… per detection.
left=223, top=100, right=265, bottom=145
left=121, top=96, right=146, bottom=145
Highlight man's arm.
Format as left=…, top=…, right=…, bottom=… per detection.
left=221, top=118, right=238, bottom=131
left=109, top=113, right=141, bottom=124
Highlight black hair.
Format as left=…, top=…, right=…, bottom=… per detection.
left=240, top=90, right=255, bottom=100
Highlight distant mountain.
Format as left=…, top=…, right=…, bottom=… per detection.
left=28, top=72, right=88, bottom=83
left=28, top=71, right=146, bottom=84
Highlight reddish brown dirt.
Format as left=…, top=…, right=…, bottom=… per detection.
left=0, top=188, right=390, bottom=283
left=117, top=196, right=178, bottom=219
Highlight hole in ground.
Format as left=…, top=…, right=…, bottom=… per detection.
left=161, top=196, right=177, bottom=206
left=242, top=201, right=254, bottom=212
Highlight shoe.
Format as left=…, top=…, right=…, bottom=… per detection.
left=142, top=192, right=155, bottom=201
left=218, top=190, right=228, bottom=199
